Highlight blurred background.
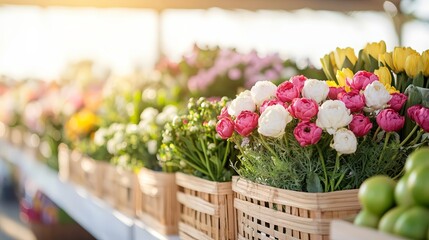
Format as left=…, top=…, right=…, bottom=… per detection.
left=0, top=0, right=428, bottom=79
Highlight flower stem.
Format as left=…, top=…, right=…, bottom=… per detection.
left=259, top=135, right=281, bottom=166
left=316, top=144, right=328, bottom=192
left=410, top=129, right=424, bottom=146
left=378, top=132, right=391, bottom=164
left=399, top=124, right=419, bottom=147
left=372, top=126, right=381, bottom=142
left=330, top=153, right=341, bottom=192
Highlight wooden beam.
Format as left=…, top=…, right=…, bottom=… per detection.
left=0, top=0, right=400, bottom=12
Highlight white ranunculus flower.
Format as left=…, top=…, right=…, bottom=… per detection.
left=302, top=79, right=329, bottom=104
left=250, top=80, right=277, bottom=106
left=331, top=128, right=358, bottom=154
left=316, top=100, right=352, bottom=135
left=126, top=124, right=139, bottom=134
left=156, top=105, right=178, bottom=125
left=227, top=90, right=256, bottom=117
left=257, top=105, right=292, bottom=138
left=364, top=81, right=392, bottom=110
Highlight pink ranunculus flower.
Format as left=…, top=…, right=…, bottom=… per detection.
left=328, top=86, right=346, bottom=100
left=339, top=91, right=366, bottom=113
left=415, top=107, right=429, bottom=132
left=349, top=113, right=373, bottom=137
left=376, top=109, right=405, bottom=132
left=388, top=93, right=408, bottom=112
left=260, top=98, right=286, bottom=114
left=293, top=121, right=323, bottom=147
left=288, top=98, right=319, bottom=121
left=289, top=75, right=307, bottom=91
left=235, top=111, right=259, bottom=136
left=407, top=104, right=423, bottom=122
left=216, top=117, right=235, bottom=139
left=276, top=81, right=300, bottom=103
left=347, top=71, right=379, bottom=91
left=217, top=106, right=230, bottom=120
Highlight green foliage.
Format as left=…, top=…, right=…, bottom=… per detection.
left=158, top=97, right=238, bottom=182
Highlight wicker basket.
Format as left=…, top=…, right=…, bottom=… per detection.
left=114, top=167, right=137, bottom=216
left=136, top=168, right=179, bottom=235
left=58, top=143, right=84, bottom=184
left=232, top=176, right=360, bottom=240
left=97, top=161, right=118, bottom=206
left=176, top=172, right=235, bottom=240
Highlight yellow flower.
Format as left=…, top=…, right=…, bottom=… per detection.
left=336, top=68, right=354, bottom=90
left=374, top=67, right=392, bottom=86
left=334, top=47, right=357, bottom=69
left=364, top=40, right=386, bottom=59
left=405, top=53, right=423, bottom=78
left=326, top=80, right=338, bottom=87
left=378, top=52, right=394, bottom=69
left=385, top=84, right=399, bottom=94
left=65, top=109, right=100, bottom=140
left=422, top=50, right=429, bottom=76
left=393, top=47, right=418, bottom=73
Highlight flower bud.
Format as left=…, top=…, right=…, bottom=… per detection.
left=293, top=121, right=322, bottom=147
left=378, top=52, right=394, bottom=69
left=364, top=40, right=386, bottom=59
left=374, top=67, right=392, bottom=87
left=393, top=47, right=418, bottom=73
left=376, top=109, right=405, bottom=132
left=235, top=110, right=259, bottom=137
left=422, top=50, right=429, bottom=76
left=288, top=98, right=319, bottom=121
left=258, top=105, right=292, bottom=138
left=216, top=117, right=235, bottom=139
left=331, top=128, right=357, bottom=154
left=349, top=114, right=372, bottom=137
left=405, top=53, right=424, bottom=78
left=334, top=47, right=357, bottom=69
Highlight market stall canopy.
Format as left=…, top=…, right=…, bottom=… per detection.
left=0, top=0, right=400, bottom=11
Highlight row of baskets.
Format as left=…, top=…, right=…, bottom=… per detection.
left=3, top=126, right=362, bottom=240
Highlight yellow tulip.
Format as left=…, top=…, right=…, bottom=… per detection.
left=385, top=85, right=399, bottom=94
left=329, top=51, right=337, bottom=69
left=422, top=50, right=429, bottom=76
left=405, top=53, right=423, bottom=78
left=334, top=47, right=357, bottom=69
left=378, top=52, right=394, bottom=69
left=393, top=47, right=418, bottom=73
left=335, top=68, right=353, bottom=92
left=364, top=40, right=386, bottom=59
left=326, top=80, right=338, bottom=87
left=374, top=67, right=392, bottom=86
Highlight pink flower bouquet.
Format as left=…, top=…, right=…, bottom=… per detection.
left=217, top=72, right=428, bottom=192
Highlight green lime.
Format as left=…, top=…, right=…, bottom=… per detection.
left=378, top=206, right=409, bottom=234
left=394, top=173, right=415, bottom=207
left=405, top=147, right=429, bottom=173
left=409, top=165, right=429, bottom=207
left=394, top=206, right=429, bottom=240
left=354, top=210, right=380, bottom=229
left=358, top=175, right=396, bottom=216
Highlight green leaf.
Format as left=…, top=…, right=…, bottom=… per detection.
left=342, top=57, right=354, bottom=70
left=320, top=54, right=336, bottom=81
left=412, top=72, right=425, bottom=88
left=368, top=55, right=379, bottom=73
left=353, top=49, right=365, bottom=72
left=306, top=172, right=323, bottom=193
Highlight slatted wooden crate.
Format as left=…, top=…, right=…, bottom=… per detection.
left=79, top=156, right=104, bottom=196
left=114, top=167, right=138, bottom=217
left=136, top=168, right=179, bottom=235
left=97, top=161, right=118, bottom=206
left=176, top=172, right=235, bottom=240
left=232, top=176, right=360, bottom=240
left=58, top=143, right=84, bottom=185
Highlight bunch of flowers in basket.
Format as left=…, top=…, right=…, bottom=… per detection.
left=94, top=105, right=178, bottom=170
left=321, top=41, right=429, bottom=143
left=158, top=97, right=238, bottom=181
left=216, top=73, right=427, bottom=192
